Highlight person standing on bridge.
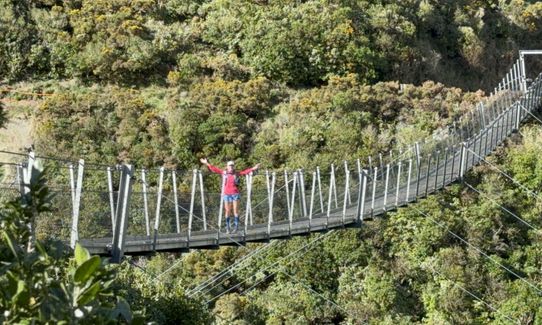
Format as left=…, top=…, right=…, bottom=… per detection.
left=200, top=158, right=260, bottom=233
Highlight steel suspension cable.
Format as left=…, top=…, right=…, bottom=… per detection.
left=467, top=149, right=540, bottom=201
left=188, top=241, right=280, bottom=297
left=277, top=270, right=363, bottom=322
left=159, top=192, right=294, bottom=297
left=205, top=230, right=335, bottom=304
left=464, top=182, right=539, bottom=231
left=411, top=205, right=542, bottom=295
left=428, top=266, right=520, bottom=324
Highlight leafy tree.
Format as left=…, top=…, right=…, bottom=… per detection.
left=249, top=281, right=337, bottom=324
left=115, top=258, right=213, bottom=324
left=0, top=161, right=140, bottom=323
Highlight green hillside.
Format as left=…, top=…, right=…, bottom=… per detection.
left=1, top=0, right=542, bottom=323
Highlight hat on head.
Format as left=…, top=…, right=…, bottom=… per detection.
left=227, top=160, right=235, bottom=166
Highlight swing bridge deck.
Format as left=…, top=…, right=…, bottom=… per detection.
left=4, top=51, right=542, bottom=262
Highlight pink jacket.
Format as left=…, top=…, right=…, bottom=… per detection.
left=207, top=164, right=256, bottom=195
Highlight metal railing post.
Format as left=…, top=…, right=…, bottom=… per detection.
left=267, top=171, right=276, bottom=237
left=153, top=167, right=165, bottom=251
left=141, top=169, right=150, bottom=237
left=383, top=164, right=390, bottom=211
left=106, top=166, right=115, bottom=229
left=198, top=171, right=207, bottom=231
left=70, top=160, right=84, bottom=249
left=173, top=170, right=181, bottom=234
left=111, top=164, right=134, bottom=263
left=459, top=142, right=467, bottom=181
left=289, top=171, right=297, bottom=235
left=188, top=169, right=197, bottom=242
left=371, top=167, right=377, bottom=217
left=395, top=161, right=402, bottom=207
left=405, top=159, right=412, bottom=203
left=309, top=171, right=316, bottom=230
left=357, top=170, right=367, bottom=222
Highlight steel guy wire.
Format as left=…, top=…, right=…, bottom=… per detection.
left=428, top=266, right=519, bottom=324
left=205, top=230, right=336, bottom=304
left=411, top=205, right=542, bottom=296
left=183, top=176, right=330, bottom=298
left=235, top=234, right=337, bottom=299
left=277, top=270, right=362, bottom=323
left=464, top=182, right=539, bottom=231
left=187, top=240, right=279, bottom=297
left=189, top=241, right=282, bottom=299
left=159, top=193, right=281, bottom=284
left=518, top=104, right=542, bottom=126
left=467, top=149, right=541, bottom=201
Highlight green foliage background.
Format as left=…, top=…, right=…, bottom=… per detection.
left=1, top=0, right=542, bottom=323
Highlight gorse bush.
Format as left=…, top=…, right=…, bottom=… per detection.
left=2, top=0, right=542, bottom=87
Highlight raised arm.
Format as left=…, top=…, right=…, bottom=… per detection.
left=200, top=158, right=223, bottom=174
left=239, top=163, right=261, bottom=175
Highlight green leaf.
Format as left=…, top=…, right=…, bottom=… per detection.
left=77, top=282, right=101, bottom=306
left=35, top=241, right=48, bottom=258
left=6, top=271, right=18, bottom=296
left=74, top=256, right=101, bottom=283
left=110, top=297, right=133, bottom=323
left=74, top=243, right=91, bottom=266
left=12, top=280, right=29, bottom=306
left=3, top=231, right=22, bottom=260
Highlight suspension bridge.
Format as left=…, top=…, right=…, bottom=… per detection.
left=1, top=50, right=542, bottom=263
